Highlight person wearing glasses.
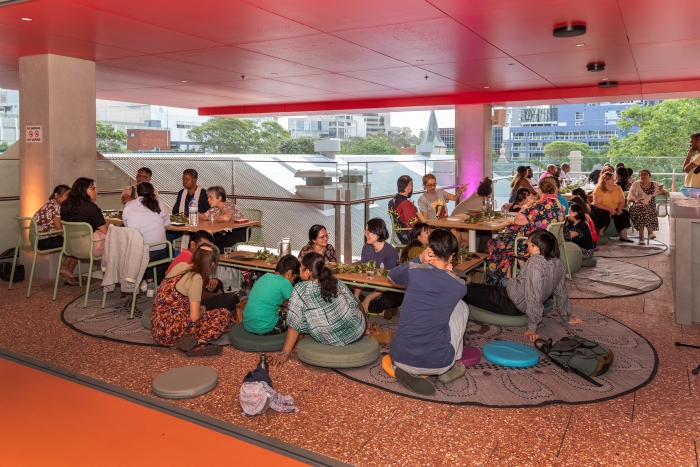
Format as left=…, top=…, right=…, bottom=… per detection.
left=298, top=224, right=337, bottom=263
left=417, top=173, right=466, bottom=221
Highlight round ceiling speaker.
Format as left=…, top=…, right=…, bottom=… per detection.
left=587, top=63, right=606, bottom=72
left=552, top=25, right=587, bottom=38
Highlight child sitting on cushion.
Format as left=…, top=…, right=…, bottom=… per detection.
left=464, top=229, right=583, bottom=342
left=243, top=254, right=300, bottom=336
left=388, top=228, right=469, bottom=396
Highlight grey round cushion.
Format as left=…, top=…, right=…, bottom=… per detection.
left=581, top=257, right=598, bottom=268
left=469, top=305, right=528, bottom=327
left=228, top=324, right=286, bottom=352
left=562, top=242, right=582, bottom=275
left=141, top=306, right=151, bottom=330
left=596, top=236, right=609, bottom=245
left=152, top=365, right=218, bottom=399
left=296, top=336, right=379, bottom=368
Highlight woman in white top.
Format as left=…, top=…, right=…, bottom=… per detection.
left=122, top=182, right=170, bottom=292
left=628, top=170, right=670, bottom=245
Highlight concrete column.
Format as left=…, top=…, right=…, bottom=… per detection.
left=19, top=54, right=96, bottom=279
left=455, top=105, right=492, bottom=197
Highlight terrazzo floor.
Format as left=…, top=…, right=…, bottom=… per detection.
left=2, top=220, right=699, bottom=466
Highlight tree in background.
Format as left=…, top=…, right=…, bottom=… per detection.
left=0, top=141, right=9, bottom=151
left=279, top=136, right=316, bottom=154
left=340, top=134, right=402, bottom=155
left=543, top=141, right=599, bottom=166
left=381, top=127, right=420, bottom=149
left=96, top=121, right=127, bottom=153
left=187, top=118, right=290, bottom=153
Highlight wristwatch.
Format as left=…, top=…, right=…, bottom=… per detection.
left=280, top=350, right=288, bottom=358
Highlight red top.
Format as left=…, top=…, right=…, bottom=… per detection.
left=165, top=248, right=193, bottom=275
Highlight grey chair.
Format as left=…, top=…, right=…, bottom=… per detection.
left=9, top=216, right=64, bottom=298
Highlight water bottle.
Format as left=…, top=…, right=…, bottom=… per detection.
left=188, top=199, right=198, bottom=226
left=257, top=354, right=269, bottom=373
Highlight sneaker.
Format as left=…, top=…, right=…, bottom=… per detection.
left=185, top=344, right=223, bottom=357
left=394, top=367, right=436, bottom=395
left=139, top=280, right=148, bottom=293
left=146, top=282, right=155, bottom=298
left=437, top=363, right=466, bottom=385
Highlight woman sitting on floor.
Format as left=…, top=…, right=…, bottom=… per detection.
left=33, top=184, right=79, bottom=285
left=60, top=177, right=108, bottom=259
left=465, top=229, right=583, bottom=342
left=271, top=252, right=367, bottom=367
left=628, top=169, right=670, bottom=245
left=298, top=224, right=337, bottom=263
left=399, top=222, right=433, bottom=263
left=121, top=182, right=170, bottom=296
left=150, top=243, right=234, bottom=353
left=485, top=176, right=565, bottom=279
left=201, top=185, right=248, bottom=251
left=590, top=172, right=633, bottom=242
left=353, top=218, right=402, bottom=318
left=565, top=204, right=595, bottom=259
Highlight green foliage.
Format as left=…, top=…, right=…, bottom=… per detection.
left=543, top=141, right=598, bottom=163
left=278, top=136, right=316, bottom=154
left=340, top=134, right=402, bottom=155
left=96, top=121, right=127, bottom=153
left=186, top=118, right=291, bottom=154
left=0, top=141, right=9, bottom=151
left=379, top=127, right=420, bottom=149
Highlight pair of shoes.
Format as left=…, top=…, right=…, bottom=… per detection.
left=438, top=363, right=466, bottom=384
left=619, top=237, right=634, bottom=243
left=649, top=234, right=657, bottom=240
left=146, top=282, right=155, bottom=298
left=174, top=335, right=198, bottom=352
left=383, top=307, right=399, bottom=320
left=60, top=269, right=78, bottom=286
left=394, top=367, right=435, bottom=395
left=185, top=344, right=223, bottom=357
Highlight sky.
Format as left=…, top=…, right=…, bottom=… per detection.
left=277, top=109, right=455, bottom=137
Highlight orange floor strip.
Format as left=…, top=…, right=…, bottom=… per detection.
left=0, top=358, right=306, bottom=466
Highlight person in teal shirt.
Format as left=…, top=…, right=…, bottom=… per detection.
left=243, top=255, right=300, bottom=335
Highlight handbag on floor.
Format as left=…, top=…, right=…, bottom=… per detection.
left=535, top=336, right=614, bottom=387
left=0, top=262, right=24, bottom=283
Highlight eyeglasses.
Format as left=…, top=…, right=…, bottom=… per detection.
left=316, top=235, right=329, bottom=240
left=425, top=183, right=437, bottom=188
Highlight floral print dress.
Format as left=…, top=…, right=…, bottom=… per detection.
left=486, top=197, right=565, bottom=278
left=151, top=272, right=234, bottom=346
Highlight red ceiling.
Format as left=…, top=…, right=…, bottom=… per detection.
left=0, top=0, right=697, bottom=115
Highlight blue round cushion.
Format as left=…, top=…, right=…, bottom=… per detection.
left=482, top=341, right=540, bottom=367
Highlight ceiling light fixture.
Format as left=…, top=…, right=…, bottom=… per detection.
left=424, top=74, right=428, bottom=80
left=587, top=63, right=605, bottom=72
left=181, top=80, right=187, bottom=83
left=508, top=63, right=514, bottom=65
left=553, top=24, right=587, bottom=38
left=271, top=73, right=278, bottom=75
left=484, top=86, right=490, bottom=89
left=598, top=81, right=618, bottom=88
left=241, top=75, right=245, bottom=80
left=416, top=59, right=424, bottom=62
left=575, top=43, right=585, bottom=47
left=20, top=17, right=32, bottom=21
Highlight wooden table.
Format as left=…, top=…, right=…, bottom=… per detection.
left=105, top=217, right=260, bottom=234
left=218, top=253, right=406, bottom=293
left=428, top=216, right=513, bottom=253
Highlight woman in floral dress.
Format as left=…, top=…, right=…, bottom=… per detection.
left=151, top=243, right=234, bottom=348
left=628, top=169, right=670, bottom=245
left=486, top=176, right=565, bottom=279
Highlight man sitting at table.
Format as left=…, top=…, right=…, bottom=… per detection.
left=388, top=228, right=469, bottom=396
left=539, top=164, right=556, bottom=181
left=121, top=167, right=158, bottom=205
left=172, top=169, right=209, bottom=216
left=243, top=254, right=300, bottom=336
left=165, top=230, right=239, bottom=311
left=388, top=175, right=425, bottom=244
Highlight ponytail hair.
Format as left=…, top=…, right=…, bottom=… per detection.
left=50, top=184, right=70, bottom=201
left=137, top=182, right=160, bottom=214
left=301, top=252, right=337, bottom=303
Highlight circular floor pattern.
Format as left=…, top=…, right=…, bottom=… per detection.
left=335, top=305, right=657, bottom=407
left=61, top=287, right=229, bottom=346
left=595, top=236, right=667, bottom=258
left=567, top=258, right=662, bottom=299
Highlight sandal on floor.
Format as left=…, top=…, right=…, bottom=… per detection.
left=368, top=322, right=395, bottom=345
left=60, top=270, right=78, bottom=286
left=185, top=344, right=223, bottom=357
left=638, top=240, right=645, bottom=245
left=394, top=367, right=436, bottom=396
left=174, top=335, right=198, bottom=352
left=649, top=234, right=656, bottom=240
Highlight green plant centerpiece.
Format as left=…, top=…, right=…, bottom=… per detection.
left=559, top=183, right=580, bottom=194
left=169, top=214, right=189, bottom=224
left=251, top=249, right=279, bottom=263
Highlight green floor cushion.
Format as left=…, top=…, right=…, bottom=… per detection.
left=596, top=235, right=609, bottom=245
left=228, top=323, right=286, bottom=352
left=152, top=365, right=218, bottom=399
left=469, top=305, right=528, bottom=327
left=296, top=336, right=379, bottom=368
left=604, top=222, right=619, bottom=238
left=141, top=306, right=151, bottom=330
left=581, top=257, right=597, bottom=268
left=562, top=242, right=582, bottom=275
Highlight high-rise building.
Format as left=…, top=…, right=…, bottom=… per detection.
left=0, top=89, right=19, bottom=146
left=287, top=115, right=367, bottom=139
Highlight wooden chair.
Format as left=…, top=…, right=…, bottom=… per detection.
left=9, top=216, right=64, bottom=298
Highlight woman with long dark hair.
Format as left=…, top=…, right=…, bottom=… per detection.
left=33, top=184, right=79, bottom=284
left=271, top=252, right=367, bottom=367
left=60, top=177, right=107, bottom=256
left=150, top=243, right=235, bottom=353
left=122, top=181, right=171, bottom=295
left=399, top=222, right=432, bottom=263
left=298, top=224, right=337, bottom=262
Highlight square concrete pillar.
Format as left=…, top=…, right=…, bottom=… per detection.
left=455, top=105, right=493, bottom=197
left=18, top=54, right=96, bottom=279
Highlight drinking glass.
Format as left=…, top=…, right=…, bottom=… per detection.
left=224, top=247, right=232, bottom=258
left=366, top=267, right=375, bottom=280
left=208, top=212, right=215, bottom=223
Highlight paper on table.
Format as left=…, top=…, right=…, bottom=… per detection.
left=446, top=217, right=463, bottom=221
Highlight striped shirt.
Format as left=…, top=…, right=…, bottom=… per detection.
left=506, top=254, right=571, bottom=333
left=287, top=280, right=365, bottom=346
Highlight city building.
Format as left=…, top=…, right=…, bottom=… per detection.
left=287, top=114, right=367, bottom=139
left=0, top=88, right=19, bottom=146
left=439, top=127, right=503, bottom=154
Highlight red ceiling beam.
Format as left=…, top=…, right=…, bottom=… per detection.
left=199, top=79, right=700, bottom=117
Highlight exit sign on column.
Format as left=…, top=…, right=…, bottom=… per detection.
left=26, top=125, right=42, bottom=143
